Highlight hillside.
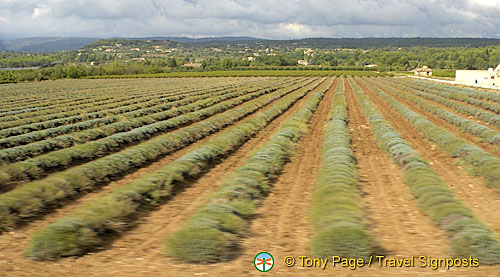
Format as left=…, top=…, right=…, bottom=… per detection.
left=1, top=37, right=100, bottom=53
left=2, top=37, right=500, bottom=53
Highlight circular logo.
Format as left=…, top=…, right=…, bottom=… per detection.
left=254, top=252, right=274, bottom=272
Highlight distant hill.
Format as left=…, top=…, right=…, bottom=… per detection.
left=118, top=36, right=263, bottom=43
left=83, top=38, right=181, bottom=49
left=0, top=36, right=262, bottom=52
left=196, top=37, right=500, bottom=49
left=1, top=37, right=100, bottom=53
left=2, top=36, right=500, bottom=53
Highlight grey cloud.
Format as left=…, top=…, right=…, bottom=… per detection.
left=0, top=0, right=499, bottom=39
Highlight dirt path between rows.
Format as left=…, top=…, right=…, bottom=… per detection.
left=366, top=78, right=500, bottom=159
left=0, top=78, right=327, bottom=276
left=388, top=79, right=500, bottom=130
left=397, top=78, right=500, bottom=111
left=357, top=78, right=500, bottom=231
left=2, top=77, right=500, bottom=277
left=384, top=78, right=500, bottom=133
left=1, top=78, right=310, bottom=226
left=346, top=78, right=449, bottom=257
left=213, top=77, right=338, bottom=276
left=355, top=79, right=500, bottom=273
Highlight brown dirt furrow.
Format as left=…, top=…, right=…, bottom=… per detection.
left=401, top=78, right=500, bottom=109
left=384, top=78, right=500, bottom=133
left=367, top=78, right=500, bottom=158
left=0, top=78, right=326, bottom=277
left=345, top=78, right=449, bottom=258
left=77, top=77, right=330, bottom=265
left=355, top=78, right=500, bottom=237
left=0, top=78, right=312, bottom=229
left=219, top=77, right=337, bottom=276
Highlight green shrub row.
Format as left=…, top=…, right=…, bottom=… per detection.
left=0, top=79, right=309, bottom=187
left=0, top=79, right=275, bottom=137
left=24, top=78, right=330, bottom=261
left=0, top=79, right=298, bottom=163
left=390, top=78, right=500, bottom=114
left=0, top=86, right=179, bottom=125
left=366, top=79, right=500, bottom=146
left=386, top=79, right=500, bottom=127
left=164, top=79, right=333, bottom=263
left=0, top=78, right=228, bottom=114
left=0, top=116, right=120, bottom=149
left=87, top=70, right=388, bottom=79
left=1, top=93, right=137, bottom=120
left=405, top=78, right=500, bottom=103
left=349, top=78, right=500, bottom=264
left=0, top=89, right=188, bottom=135
left=0, top=78, right=262, bottom=122
left=0, top=78, right=323, bottom=231
left=0, top=79, right=293, bottom=148
left=359, top=79, right=500, bottom=189
left=310, top=78, right=377, bottom=259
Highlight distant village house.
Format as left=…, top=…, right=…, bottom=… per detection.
left=297, top=59, right=309, bottom=66
left=182, top=63, right=203, bottom=67
left=415, top=66, right=432, bottom=76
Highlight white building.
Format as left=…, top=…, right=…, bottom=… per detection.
left=455, top=64, right=500, bottom=88
left=297, top=59, right=309, bottom=66
left=415, top=66, right=432, bottom=76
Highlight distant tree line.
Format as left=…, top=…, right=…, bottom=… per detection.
left=1, top=43, right=499, bottom=83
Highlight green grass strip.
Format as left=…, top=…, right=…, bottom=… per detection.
left=349, top=77, right=500, bottom=265
left=310, top=78, right=378, bottom=259
left=25, top=78, right=329, bottom=261
left=366, top=79, right=500, bottom=147
left=85, top=70, right=387, bottom=79
left=389, top=78, right=500, bottom=114
left=383, top=78, right=500, bottom=128
left=164, top=79, right=333, bottom=264
left=359, top=78, right=500, bottom=189
left=404, top=78, right=500, bottom=104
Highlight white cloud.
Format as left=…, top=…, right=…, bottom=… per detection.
left=0, top=0, right=499, bottom=39
left=31, top=4, right=50, bottom=18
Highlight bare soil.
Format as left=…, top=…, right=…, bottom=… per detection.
left=353, top=78, right=500, bottom=276
left=345, top=78, right=450, bottom=257
left=1, top=77, right=500, bottom=277
left=368, top=78, right=500, bottom=157
left=0, top=78, right=328, bottom=276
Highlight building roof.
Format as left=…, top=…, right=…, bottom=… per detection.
left=182, top=63, right=202, bottom=67
left=415, top=67, right=432, bottom=72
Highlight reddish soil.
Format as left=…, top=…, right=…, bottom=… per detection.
left=390, top=80, right=500, bottom=125
left=353, top=78, right=500, bottom=275
left=0, top=78, right=328, bottom=276
left=366, top=78, right=500, bottom=158
left=1, top=77, right=500, bottom=277
left=357, top=78, right=500, bottom=232
left=400, top=77, right=500, bottom=107
left=345, top=79, right=449, bottom=256
left=221, top=77, right=338, bottom=276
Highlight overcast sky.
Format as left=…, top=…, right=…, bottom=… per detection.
left=1, top=0, right=500, bottom=40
